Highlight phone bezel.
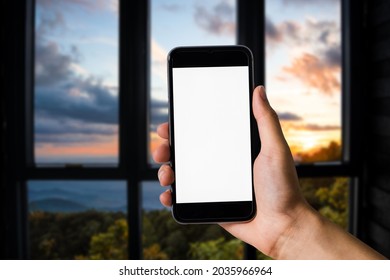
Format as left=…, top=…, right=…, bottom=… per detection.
left=167, top=45, right=257, bottom=224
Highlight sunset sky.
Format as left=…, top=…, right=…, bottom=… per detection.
left=265, top=0, right=341, bottom=157
left=34, top=0, right=119, bottom=164
left=34, top=0, right=341, bottom=164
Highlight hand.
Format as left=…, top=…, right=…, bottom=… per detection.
left=153, top=86, right=386, bottom=259
left=153, top=85, right=307, bottom=256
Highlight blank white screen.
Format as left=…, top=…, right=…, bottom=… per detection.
left=172, top=66, right=252, bottom=203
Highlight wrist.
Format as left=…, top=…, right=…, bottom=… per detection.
left=268, top=202, right=386, bottom=259
left=269, top=202, right=322, bottom=259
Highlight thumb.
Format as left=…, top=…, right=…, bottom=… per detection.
left=252, top=86, right=288, bottom=151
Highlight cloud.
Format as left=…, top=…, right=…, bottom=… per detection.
left=277, top=111, right=302, bottom=121
left=36, top=117, right=117, bottom=136
left=151, top=39, right=168, bottom=82
left=280, top=121, right=341, bottom=139
left=35, top=42, right=75, bottom=86
left=37, top=0, right=118, bottom=14
left=283, top=122, right=340, bottom=132
left=35, top=43, right=116, bottom=115
left=266, top=18, right=300, bottom=44
left=147, top=103, right=303, bottom=132
left=282, top=52, right=340, bottom=95
left=323, top=45, right=341, bottom=68
left=303, top=124, right=340, bottom=131
left=159, top=3, right=183, bottom=12
left=267, top=18, right=339, bottom=49
left=35, top=76, right=118, bottom=125
left=305, top=19, right=340, bottom=46
left=35, top=133, right=114, bottom=146
left=267, top=17, right=341, bottom=95
left=149, top=98, right=168, bottom=131
left=265, top=18, right=283, bottom=43
left=194, top=0, right=235, bottom=36
left=36, top=11, right=66, bottom=38
left=35, top=27, right=118, bottom=147
left=35, top=112, right=118, bottom=148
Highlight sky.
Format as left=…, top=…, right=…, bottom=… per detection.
left=150, top=0, right=341, bottom=161
left=34, top=0, right=119, bottom=164
left=264, top=0, right=341, bottom=157
left=34, top=0, right=341, bottom=164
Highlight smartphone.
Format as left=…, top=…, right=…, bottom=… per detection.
left=168, top=45, right=256, bottom=224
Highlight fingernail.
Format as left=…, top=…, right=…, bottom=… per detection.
left=259, top=86, right=267, bottom=101
left=158, top=168, right=165, bottom=181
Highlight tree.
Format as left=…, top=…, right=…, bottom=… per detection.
left=29, top=211, right=126, bottom=259
left=297, top=141, right=341, bottom=163
left=86, top=218, right=128, bottom=260
left=315, top=177, right=348, bottom=229
left=143, top=244, right=169, bottom=260
left=189, top=238, right=243, bottom=260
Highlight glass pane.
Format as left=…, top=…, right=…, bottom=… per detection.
left=149, top=0, right=237, bottom=163
left=34, top=0, right=119, bottom=165
left=141, top=181, right=243, bottom=260
left=265, top=0, right=342, bottom=163
left=28, top=180, right=127, bottom=259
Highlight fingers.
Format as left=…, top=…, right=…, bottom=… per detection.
left=252, top=86, right=288, bottom=151
left=157, top=122, right=169, bottom=139
left=153, top=141, right=170, bottom=163
left=160, top=189, right=172, bottom=207
left=156, top=122, right=173, bottom=207
left=158, top=164, right=174, bottom=186
left=158, top=165, right=173, bottom=207
left=153, top=122, right=170, bottom=163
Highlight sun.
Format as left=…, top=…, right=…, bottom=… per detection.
left=300, top=136, right=318, bottom=152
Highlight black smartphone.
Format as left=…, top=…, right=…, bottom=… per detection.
left=168, top=45, right=256, bottom=224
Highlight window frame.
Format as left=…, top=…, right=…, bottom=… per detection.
left=2, top=0, right=364, bottom=260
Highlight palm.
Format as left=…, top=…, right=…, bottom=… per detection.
left=221, top=142, right=306, bottom=256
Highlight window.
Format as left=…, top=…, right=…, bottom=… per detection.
left=28, top=0, right=126, bottom=260
left=28, top=180, right=127, bottom=259
left=5, top=0, right=362, bottom=260
left=149, top=0, right=237, bottom=163
left=266, top=0, right=342, bottom=163
left=34, top=0, right=119, bottom=166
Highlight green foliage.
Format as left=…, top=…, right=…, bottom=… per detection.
left=29, top=175, right=349, bottom=259
left=257, top=251, right=273, bottom=260
left=296, top=142, right=349, bottom=229
left=315, top=178, right=349, bottom=229
left=29, top=211, right=126, bottom=259
left=299, top=177, right=336, bottom=209
left=189, top=238, right=243, bottom=260
left=86, top=218, right=128, bottom=260
left=143, top=244, right=168, bottom=260
left=29, top=140, right=349, bottom=260
left=300, top=177, right=348, bottom=229
left=142, top=210, right=235, bottom=259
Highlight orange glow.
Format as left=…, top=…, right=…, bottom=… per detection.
left=36, top=126, right=341, bottom=162
left=149, top=125, right=341, bottom=163
left=36, top=136, right=118, bottom=158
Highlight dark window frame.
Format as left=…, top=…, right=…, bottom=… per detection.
left=2, top=0, right=365, bottom=260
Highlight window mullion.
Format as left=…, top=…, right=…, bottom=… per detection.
left=120, top=0, right=149, bottom=260
left=237, top=0, right=265, bottom=260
